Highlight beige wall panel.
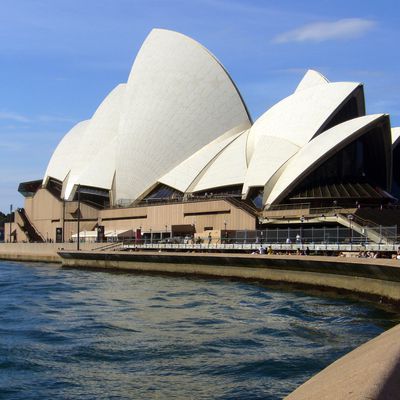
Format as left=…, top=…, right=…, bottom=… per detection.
left=183, top=200, right=230, bottom=214
left=4, top=222, right=28, bottom=243
left=99, top=201, right=255, bottom=233
left=24, top=197, right=34, bottom=219
left=146, top=203, right=185, bottom=231
left=19, top=192, right=256, bottom=240
left=100, top=206, right=148, bottom=219
left=102, top=219, right=148, bottom=233
left=64, top=201, right=99, bottom=220
left=63, top=221, right=96, bottom=241
left=31, top=189, right=62, bottom=221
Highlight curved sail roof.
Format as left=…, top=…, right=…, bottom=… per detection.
left=392, top=127, right=400, bottom=148
left=41, top=28, right=395, bottom=212
left=159, top=124, right=248, bottom=193
left=265, top=114, right=388, bottom=206
left=246, top=81, right=361, bottom=161
left=191, top=131, right=248, bottom=192
left=295, top=69, right=329, bottom=93
left=242, top=136, right=299, bottom=196
left=115, top=29, right=252, bottom=202
left=43, top=119, right=90, bottom=184
left=63, top=84, right=125, bottom=199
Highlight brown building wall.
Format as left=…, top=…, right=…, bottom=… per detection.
left=20, top=189, right=100, bottom=242
left=99, top=199, right=256, bottom=234
left=17, top=191, right=256, bottom=242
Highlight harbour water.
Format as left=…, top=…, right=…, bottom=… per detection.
left=0, top=261, right=399, bottom=399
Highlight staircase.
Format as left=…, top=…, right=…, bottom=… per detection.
left=224, top=197, right=260, bottom=218
left=16, top=208, right=45, bottom=242
left=336, top=213, right=395, bottom=245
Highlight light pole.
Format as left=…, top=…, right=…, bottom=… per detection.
left=62, top=199, right=65, bottom=243
left=77, top=185, right=81, bottom=251
left=9, top=204, right=12, bottom=243
left=150, top=228, right=152, bottom=244
left=223, top=220, right=227, bottom=243
left=347, top=214, right=354, bottom=246
left=300, top=215, right=305, bottom=245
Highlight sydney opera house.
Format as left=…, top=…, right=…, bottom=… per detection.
left=7, top=29, right=400, bottom=243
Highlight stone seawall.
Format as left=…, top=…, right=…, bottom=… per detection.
left=284, top=322, right=400, bottom=399
left=0, top=243, right=106, bottom=263
left=58, top=251, right=400, bottom=303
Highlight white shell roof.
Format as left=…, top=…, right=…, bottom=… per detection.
left=392, top=127, right=400, bottom=148
left=265, top=114, right=386, bottom=206
left=63, top=84, right=125, bottom=199
left=43, top=119, right=90, bottom=184
left=242, top=136, right=299, bottom=196
left=42, top=28, right=394, bottom=211
left=115, top=29, right=251, bottom=202
left=246, top=81, right=361, bottom=161
left=295, top=69, right=329, bottom=93
left=191, top=131, right=248, bottom=192
left=68, top=137, right=117, bottom=195
left=159, top=123, right=248, bottom=193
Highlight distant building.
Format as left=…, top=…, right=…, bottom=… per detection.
left=9, top=29, right=400, bottom=243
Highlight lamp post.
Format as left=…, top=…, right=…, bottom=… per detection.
left=347, top=214, right=354, bottom=246
left=77, top=185, right=81, bottom=251
left=150, top=228, right=152, bottom=244
left=62, top=199, right=65, bottom=243
left=223, top=220, right=228, bottom=243
left=8, top=204, right=12, bottom=243
left=300, top=215, right=305, bottom=246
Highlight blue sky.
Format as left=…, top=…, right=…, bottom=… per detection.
left=0, top=0, right=399, bottom=213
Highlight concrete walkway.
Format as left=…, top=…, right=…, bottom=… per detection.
left=285, top=323, right=400, bottom=399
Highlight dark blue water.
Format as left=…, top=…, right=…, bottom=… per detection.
left=0, top=261, right=399, bottom=400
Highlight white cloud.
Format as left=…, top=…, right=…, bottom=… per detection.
left=0, top=110, right=76, bottom=124
left=37, top=115, right=76, bottom=123
left=273, top=18, right=376, bottom=43
left=0, top=111, right=31, bottom=122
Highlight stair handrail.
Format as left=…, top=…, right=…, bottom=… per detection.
left=16, top=208, right=45, bottom=242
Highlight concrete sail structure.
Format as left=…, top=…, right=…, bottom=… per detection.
left=40, top=29, right=395, bottom=216
left=158, top=124, right=248, bottom=193
left=63, top=84, right=125, bottom=200
left=115, top=29, right=252, bottom=203
left=295, top=69, right=329, bottom=93
left=43, top=119, right=91, bottom=185
left=242, top=136, right=299, bottom=197
left=246, top=81, right=364, bottom=162
left=265, top=114, right=392, bottom=206
left=391, top=127, right=400, bottom=198
left=190, top=130, right=249, bottom=193
left=43, top=84, right=125, bottom=200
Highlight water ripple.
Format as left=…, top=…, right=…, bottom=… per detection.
left=0, top=261, right=399, bottom=400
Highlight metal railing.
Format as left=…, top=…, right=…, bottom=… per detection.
left=110, top=225, right=398, bottom=248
